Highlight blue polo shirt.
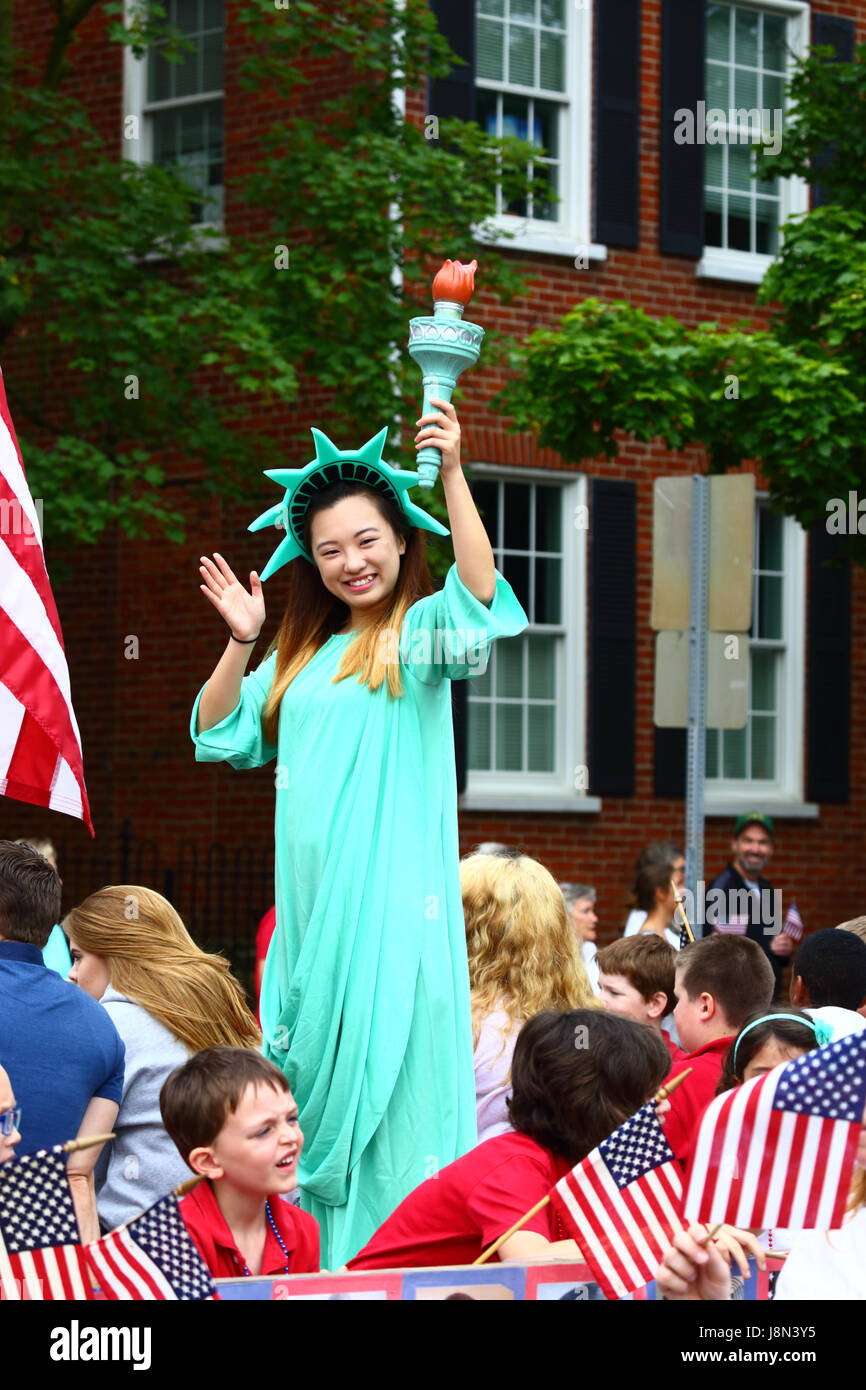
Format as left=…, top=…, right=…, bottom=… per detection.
left=0, top=941, right=125, bottom=1153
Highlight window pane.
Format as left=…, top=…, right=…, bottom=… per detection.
left=727, top=193, right=751, bottom=251
left=475, top=87, right=498, bottom=137
left=723, top=725, right=747, bottom=779
left=503, top=483, right=530, bottom=550
left=527, top=635, right=555, bottom=698
left=504, top=554, right=529, bottom=610
left=534, top=485, right=561, bottom=551
left=763, top=74, right=784, bottom=114
left=473, top=479, right=499, bottom=545
left=149, top=50, right=172, bottom=103
left=508, top=23, right=536, bottom=87
left=528, top=705, right=555, bottom=771
left=759, top=507, right=783, bottom=570
left=728, top=144, right=752, bottom=191
left=204, top=0, right=224, bottom=25
left=734, top=66, right=758, bottom=111
left=763, top=14, right=786, bottom=71
left=704, top=202, right=723, bottom=246
left=751, top=647, right=775, bottom=712
left=534, top=557, right=561, bottom=623
left=540, top=0, right=564, bottom=27
left=477, top=17, right=505, bottom=82
left=174, top=45, right=201, bottom=99
left=511, top=0, right=536, bottom=21
left=705, top=727, right=719, bottom=777
left=473, top=655, right=492, bottom=697
left=533, top=99, right=559, bottom=157
left=734, top=7, right=759, bottom=67
left=705, top=143, right=723, bottom=188
left=496, top=704, right=524, bottom=771
left=539, top=31, right=565, bottom=93
left=501, top=94, right=529, bottom=142
left=706, top=4, right=730, bottom=63
left=706, top=62, right=729, bottom=109
left=202, top=30, right=223, bottom=89
left=496, top=641, right=524, bottom=699
left=468, top=700, right=491, bottom=770
left=750, top=714, right=775, bottom=780
left=479, top=0, right=505, bottom=13
left=530, top=160, right=558, bottom=222
left=757, top=575, right=782, bottom=639
left=755, top=203, right=778, bottom=255
left=174, top=0, right=198, bottom=33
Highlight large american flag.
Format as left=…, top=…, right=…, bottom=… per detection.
left=684, top=1030, right=866, bottom=1230
left=549, top=1101, right=687, bottom=1301
left=85, top=1193, right=217, bottom=1300
left=0, top=1147, right=93, bottom=1300
left=0, top=366, right=92, bottom=833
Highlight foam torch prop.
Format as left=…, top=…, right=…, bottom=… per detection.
left=408, top=259, right=485, bottom=489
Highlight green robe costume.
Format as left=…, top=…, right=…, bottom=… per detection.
left=191, top=565, right=527, bottom=1267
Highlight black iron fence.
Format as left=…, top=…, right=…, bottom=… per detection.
left=57, top=820, right=274, bottom=999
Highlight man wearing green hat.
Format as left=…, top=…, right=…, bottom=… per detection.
left=706, top=813, right=791, bottom=998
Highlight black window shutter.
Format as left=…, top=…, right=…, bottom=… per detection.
left=452, top=677, right=467, bottom=794
left=427, top=0, right=475, bottom=123
left=588, top=480, right=636, bottom=797
left=654, top=727, right=687, bottom=799
left=659, top=0, right=705, bottom=256
left=806, top=526, right=851, bottom=803
left=812, top=15, right=856, bottom=207
left=594, top=0, right=641, bottom=248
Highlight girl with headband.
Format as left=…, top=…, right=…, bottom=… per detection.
left=191, top=400, right=526, bottom=1266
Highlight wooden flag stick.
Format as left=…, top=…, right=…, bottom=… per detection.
left=473, top=1194, right=550, bottom=1266
left=655, top=1067, right=691, bottom=1103
left=473, top=1072, right=694, bottom=1268
left=62, top=1133, right=115, bottom=1154
left=173, top=1174, right=205, bottom=1198
left=673, top=881, right=695, bottom=943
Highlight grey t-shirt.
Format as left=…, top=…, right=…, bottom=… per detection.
left=94, top=988, right=191, bottom=1230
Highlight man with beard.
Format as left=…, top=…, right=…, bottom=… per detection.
left=706, top=813, right=791, bottom=999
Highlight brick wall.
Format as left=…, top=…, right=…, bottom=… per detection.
left=4, top=1, right=863, bottom=950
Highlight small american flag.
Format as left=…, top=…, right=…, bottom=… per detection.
left=684, top=1030, right=866, bottom=1230
left=0, top=1147, right=92, bottom=1300
left=549, top=1101, right=687, bottom=1301
left=85, top=1193, right=217, bottom=1301
left=783, top=900, right=804, bottom=941
left=0, top=365, right=92, bottom=833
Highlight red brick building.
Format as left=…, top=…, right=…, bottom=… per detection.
left=4, top=1, right=863, bottom=983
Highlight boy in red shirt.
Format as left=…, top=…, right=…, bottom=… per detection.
left=347, top=1009, right=670, bottom=1270
left=597, top=935, right=680, bottom=1064
left=160, top=1047, right=319, bottom=1280
left=666, top=934, right=775, bottom=1165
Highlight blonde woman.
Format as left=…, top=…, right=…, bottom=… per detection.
left=65, top=885, right=260, bottom=1231
left=462, top=854, right=599, bottom=1144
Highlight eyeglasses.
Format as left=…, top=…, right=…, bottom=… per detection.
left=0, top=1107, right=21, bottom=1136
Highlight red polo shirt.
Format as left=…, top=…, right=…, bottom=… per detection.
left=664, top=1035, right=734, bottom=1165
left=348, top=1132, right=573, bottom=1270
left=179, top=1179, right=319, bottom=1279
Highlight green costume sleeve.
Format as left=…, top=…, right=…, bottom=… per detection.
left=399, top=565, right=527, bottom=684
left=189, top=651, right=278, bottom=770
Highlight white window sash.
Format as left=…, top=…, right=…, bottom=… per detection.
left=464, top=466, right=588, bottom=803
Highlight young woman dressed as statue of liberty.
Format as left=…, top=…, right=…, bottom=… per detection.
left=191, top=398, right=527, bottom=1267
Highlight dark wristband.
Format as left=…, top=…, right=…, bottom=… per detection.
left=229, top=632, right=260, bottom=644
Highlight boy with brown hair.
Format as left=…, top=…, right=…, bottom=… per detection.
left=596, top=935, right=679, bottom=1062
left=665, top=934, right=775, bottom=1164
left=160, top=1047, right=319, bottom=1280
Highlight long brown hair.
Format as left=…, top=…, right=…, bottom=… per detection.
left=262, top=482, right=433, bottom=744
left=64, top=886, right=261, bottom=1053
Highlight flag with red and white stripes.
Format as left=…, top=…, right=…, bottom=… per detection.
left=0, top=1146, right=93, bottom=1300
left=684, top=1030, right=866, bottom=1230
left=548, top=1101, right=687, bottom=1301
left=85, top=1193, right=217, bottom=1301
left=783, top=899, right=805, bottom=941
left=0, top=366, right=92, bottom=833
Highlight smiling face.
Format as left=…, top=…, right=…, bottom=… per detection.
left=190, top=1082, right=303, bottom=1198
left=732, top=826, right=773, bottom=879
left=309, top=493, right=406, bottom=630
left=67, top=940, right=111, bottom=1000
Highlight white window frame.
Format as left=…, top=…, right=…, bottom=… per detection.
left=122, top=0, right=225, bottom=229
left=460, top=466, right=598, bottom=813
left=473, top=1, right=606, bottom=263
left=697, top=0, right=810, bottom=286
left=705, top=498, right=807, bottom=810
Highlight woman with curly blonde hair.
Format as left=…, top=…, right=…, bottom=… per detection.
left=65, top=885, right=260, bottom=1230
left=461, top=854, right=599, bottom=1144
